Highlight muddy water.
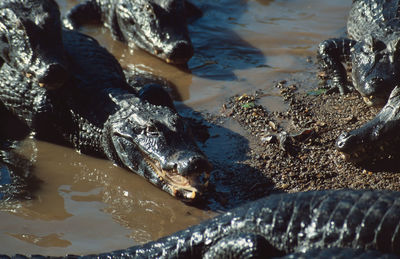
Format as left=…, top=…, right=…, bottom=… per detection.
left=1, top=0, right=350, bottom=256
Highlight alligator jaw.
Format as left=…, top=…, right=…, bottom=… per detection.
left=338, top=138, right=399, bottom=163
left=145, top=158, right=208, bottom=201
left=151, top=44, right=193, bottom=65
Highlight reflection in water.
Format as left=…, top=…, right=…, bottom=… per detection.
left=9, top=233, right=71, bottom=248
left=0, top=140, right=41, bottom=201
left=254, top=0, right=276, bottom=6
left=1, top=0, right=352, bottom=256
left=189, top=0, right=267, bottom=81
left=0, top=140, right=213, bottom=255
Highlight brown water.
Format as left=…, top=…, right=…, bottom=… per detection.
left=1, top=0, right=351, bottom=256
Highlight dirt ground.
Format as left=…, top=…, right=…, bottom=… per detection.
left=215, top=72, right=400, bottom=195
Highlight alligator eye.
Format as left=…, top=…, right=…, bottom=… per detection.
left=146, top=125, right=159, bottom=137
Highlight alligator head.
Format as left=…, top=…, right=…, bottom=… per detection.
left=116, top=0, right=194, bottom=64
left=102, top=90, right=212, bottom=201
left=336, top=86, right=400, bottom=163
left=351, top=35, right=400, bottom=106
left=0, top=0, right=69, bottom=89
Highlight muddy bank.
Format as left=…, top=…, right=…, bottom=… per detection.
left=217, top=63, right=400, bottom=193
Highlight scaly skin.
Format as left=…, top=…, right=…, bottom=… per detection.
left=317, top=0, right=400, bottom=105
left=317, top=0, right=400, bottom=162
left=0, top=2, right=211, bottom=201
left=336, top=86, right=400, bottom=163
left=4, top=190, right=400, bottom=258
left=63, top=0, right=201, bottom=64
left=0, top=0, right=69, bottom=89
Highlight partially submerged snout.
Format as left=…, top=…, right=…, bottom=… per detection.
left=155, top=40, right=194, bottom=65
left=336, top=86, right=400, bottom=163
left=147, top=153, right=212, bottom=201
left=119, top=0, right=194, bottom=65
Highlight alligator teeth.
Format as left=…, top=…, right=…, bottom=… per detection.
left=39, top=83, right=45, bottom=88
left=171, top=187, right=177, bottom=196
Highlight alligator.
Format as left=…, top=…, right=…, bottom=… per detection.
left=79, top=189, right=400, bottom=258
left=63, top=0, right=202, bottom=65
left=4, top=189, right=400, bottom=258
left=0, top=0, right=69, bottom=90
left=336, top=86, right=400, bottom=163
left=317, top=0, right=400, bottom=107
left=0, top=0, right=211, bottom=201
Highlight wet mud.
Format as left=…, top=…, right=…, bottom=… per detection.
left=220, top=66, right=400, bottom=195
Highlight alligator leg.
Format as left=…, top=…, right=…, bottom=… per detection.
left=63, top=0, right=102, bottom=30
left=137, top=84, right=176, bottom=112
left=203, top=233, right=284, bottom=259
left=123, top=68, right=178, bottom=110
left=317, top=38, right=356, bottom=94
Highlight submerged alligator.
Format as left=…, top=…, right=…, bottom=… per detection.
left=318, top=0, right=400, bottom=162
left=0, top=0, right=211, bottom=201
left=317, top=0, right=400, bottom=106
left=5, top=189, right=400, bottom=258
left=63, top=0, right=201, bottom=65
left=0, top=0, right=69, bottom=89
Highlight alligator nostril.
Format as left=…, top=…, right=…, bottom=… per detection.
left=170, top=155, right=212, bottom=176
left=37, top=63, right=69, bottom=89
left=336, top=132, right=356, bottom=151
left=186, top=156, right=212, bottom=174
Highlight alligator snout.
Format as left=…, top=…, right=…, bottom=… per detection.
left=360, top=77, right=391, bottom=106
left=162, top=152, right=212, bottom=176
left=178, top=155, right=212, bottom=176
left=165, top=41, right=194, bottom=64
left=336, top=132, right=357, bottom=153
left=336, top=131, right=368, bottom=162
left=156, top=152, right=212, bottom=201
left=36, top=63, right=69, bottom=90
